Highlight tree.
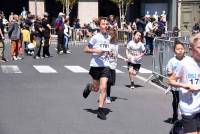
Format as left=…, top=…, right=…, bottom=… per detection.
left=110, top=0, right=134, bottom=29
left=56, top=0, right=77, bottom=17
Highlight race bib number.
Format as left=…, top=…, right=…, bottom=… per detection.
left=99, top=43, right=110, bottom=52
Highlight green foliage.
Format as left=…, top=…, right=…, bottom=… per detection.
left=56, top=0, right=77, bottom=7
left=110, top=0, right=134, bottom=5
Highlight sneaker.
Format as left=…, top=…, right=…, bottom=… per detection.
left=105, top=97, right=111, bottom=104
left=33, top=56, right=40, bottom=59
left=66, top=50, right=72, bottom=54
left=97, top=108, right=106, bottom=120
left=83, top=83, right=91, bottom=98
left=130, top=85, right=135, bottom=89
left=16, top=56, right=22, bottom=60
left=12, top=56, right=18, bottom=61
left=130, top=81, right=135, bottom=89
left=0, top=58, right=7, bottom=63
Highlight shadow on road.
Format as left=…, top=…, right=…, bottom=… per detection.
left=84, top=108, right=112, bottom=115
left=111, top=96, right=128, bottom=102
left=125, top=84, right=144, bottom=88
left=164, top=117, right=175, bottom=124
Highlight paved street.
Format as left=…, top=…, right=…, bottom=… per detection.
left=0, top=43, right=174, bottom=134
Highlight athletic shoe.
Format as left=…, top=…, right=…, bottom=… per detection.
left=0, top=58, right=7, bottom=63
left=97, top=108, right=106, bottom=120
left=17, top=57, right=22, bottom=60
left=12, top=56, right=18, bottom=61
left=130, top=81, right=135, bottom=89
left=105, top=97, right=111, bottom=104
left=66, top=50, right=72, bottom=54
left=130, top=85, right=135, bottom=89
left=33, top=56, right=40, bottom=59
left=83, top=83, right=91, bottom=98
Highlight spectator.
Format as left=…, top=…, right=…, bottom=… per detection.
left=8, top=14, right=22, bottom=60
left=42, top=12, right=52, bottom=57
left=55, top=12, right=65, bottom=54
left=0, top=14, right=7, bottom=62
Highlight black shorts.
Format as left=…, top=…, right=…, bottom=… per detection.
left=127, top=62, right=141, bottom=71
left=89, top=67, right=110, bottom=80
left=182, top=113, right=200, bottom=133
left=108, top=69, right=116, bottom=86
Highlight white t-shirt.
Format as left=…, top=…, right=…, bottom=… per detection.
left=176, top=57, right=200, bottom=116
left=166, top=56, right=190, bottom=91
left=145, top=22, right=153, bottom=33
left=89, top=33, right=111, bottom=67
left=126, top=40, right=145, bottom=64
left=109, top=43, right=119, bottom=70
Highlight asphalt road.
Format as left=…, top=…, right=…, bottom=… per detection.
left=0, top=43, right=174, bottom=134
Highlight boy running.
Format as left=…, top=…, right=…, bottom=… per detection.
left=83, top=17, right=111, bottom=120
left=126, top=30, right=146, bottom=89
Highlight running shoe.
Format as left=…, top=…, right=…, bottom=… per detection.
left=97, top=108, right=106, bottom=120
left=83, top=83, right=91, bottom=98
left=130, top=81, right=135, bottom=89
left=105, top=97, right=111, bottom=104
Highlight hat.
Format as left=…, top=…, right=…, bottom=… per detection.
left=59, top=12, right=65, bottom=16
left=44, top=12, right=48, bottom=17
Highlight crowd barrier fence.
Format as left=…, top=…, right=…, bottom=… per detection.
left=147, top=36, right=190, bottom=84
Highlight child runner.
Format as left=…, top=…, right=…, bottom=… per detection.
left=168, top=33, right=200, bottom=134
left=106, top=27, right=127, bottom=104
left=166, top=40, right=190, bottom=123
left=126, top=30, right=146, bottom=89
left=82, top=17, right=111, bottom=120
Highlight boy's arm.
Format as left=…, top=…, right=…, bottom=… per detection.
left=83, top=44, right=103, bottom=55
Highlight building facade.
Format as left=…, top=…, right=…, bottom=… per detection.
left=0, top=0, right=199, bottom=32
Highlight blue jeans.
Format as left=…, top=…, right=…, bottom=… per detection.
left=64, top=35, right=69, bottom=50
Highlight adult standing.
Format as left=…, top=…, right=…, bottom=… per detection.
left=0, top=14, right=7, bottom=62
left=63, top=18, right=72, bottom=54
left=8, top=14, right=22, bottom=60
left=82, top=17, right=111, bottom=120
left=145, top=17, right=157, bottom=55
left=55, top=12, right=65, bottom=54
left=33, top=16, right=43, bottom=59
left=42, top=12, right=51, bottom=57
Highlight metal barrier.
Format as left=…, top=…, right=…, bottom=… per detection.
left=50, top=28, right=131, bottom=46
left=147, top=36, right=190, bottom=82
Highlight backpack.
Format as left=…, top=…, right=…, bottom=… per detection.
left=55, top=17, right=62, bottom=31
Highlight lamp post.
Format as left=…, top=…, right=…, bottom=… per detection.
left=35, top=0, right=37, bottom=16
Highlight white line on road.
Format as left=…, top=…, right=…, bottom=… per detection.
left=115, top=69, right=124, bottom=73
left=1, top=65, right=22, bottom=73
left=64, top=66, right=89, bottom=73
left=33, top=65, right=57, bottom=73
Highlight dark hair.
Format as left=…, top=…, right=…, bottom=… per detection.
left=98, top=17, right=107, bottom=25
left=133, top=30, right=144, bottom=43
left=108, top=27, right=118, bottom=43
left=173, top=40, right=184, bottom=51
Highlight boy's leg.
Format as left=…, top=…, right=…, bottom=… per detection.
left=98, top=77, right=108, bottom=108
left=128, top=67, right=136, bottom=89
left=83, top=79, right=99, bottom=98
left=97, top=77, right=108, bottom=120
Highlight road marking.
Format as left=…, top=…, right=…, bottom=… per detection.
left=64, top=66, right=89, bottom=73
left=1, top=65, right=22, bottom=73
left=123, top=66, right=152, bottom=74
left=33, top=65, right=57, bottom=73
left=115, top=69, right=124, bottom=73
